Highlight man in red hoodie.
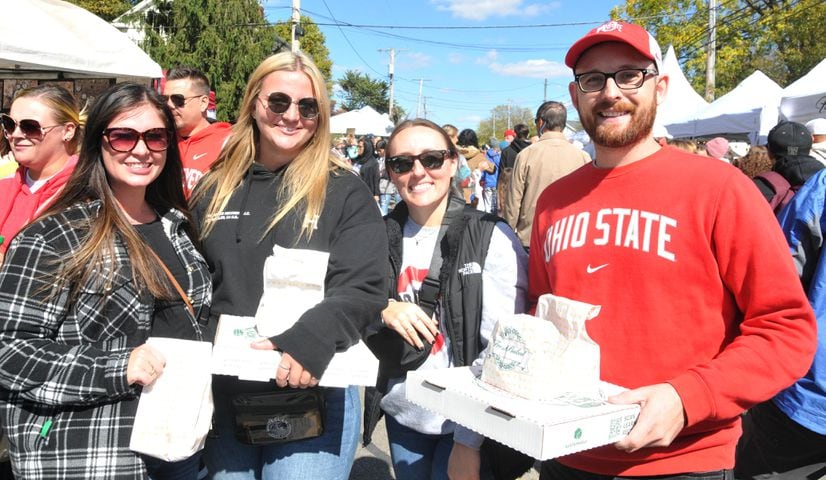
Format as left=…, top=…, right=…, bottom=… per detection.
left=530, top=21, right=817, bottom=479
left=163, top=66, right=232, bottom=197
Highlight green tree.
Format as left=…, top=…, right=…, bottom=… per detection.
left=611, top=0, right=825, bottom=99
left=140, top=0, right=277, bottom=122
left=65, top=0, right=134, bottom=21
left=477, top=104, right=534, bottom=144
left=336, top=70, right=391, bottom=113
left=272, top=15, right=333, bottom=90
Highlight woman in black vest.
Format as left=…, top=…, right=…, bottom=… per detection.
left=365, top=118, right=528, bottom=480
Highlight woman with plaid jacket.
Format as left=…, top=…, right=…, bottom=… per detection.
left=0, top=83, right=211, bottom=479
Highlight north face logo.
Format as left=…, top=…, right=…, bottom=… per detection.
left=458, top=262, right=482, bottom=275
left=596, top=21, right=623, bottom=34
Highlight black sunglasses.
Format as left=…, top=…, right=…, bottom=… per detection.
left=103, top=128, right=170, bottom=153
left=161, top=94, right=203, bottom=108
left=386, top=150, right=452, bottom=174
left=261, top=92, right=319, bottom=120
left=1, top=114, right=61, bottom=139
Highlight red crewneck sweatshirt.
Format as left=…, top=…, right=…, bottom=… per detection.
left=528, top=146, right=816, bottom=475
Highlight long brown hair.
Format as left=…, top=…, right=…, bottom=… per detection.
left=192, top=51, right=349, bottom=241
left=38, top=82, right=190, bottom=301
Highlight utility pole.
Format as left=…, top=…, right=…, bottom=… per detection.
left=544, top=79, right=548, bottom=102
left=705, top=0, right=716, bottom=101
left=415, top=79, right=429, bottom=118
left=290, top=0, right=301, bottom=53
left=423, top=96, right=428, bottom=119
left=507, top=100, right=512, bottom=130
left=379, top=48, right=404, bottom=119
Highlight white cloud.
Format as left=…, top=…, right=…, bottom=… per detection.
left=461, top=114, right=483, bottom=124
left=448, top=53, right=464, bottom=65
left=402, top=52, right=433, bottom=69
left=488, top=59, right=569, bottom=79
left=432, top=0, right=561, bottom=21
left=475, top=50, right=499, bottom=65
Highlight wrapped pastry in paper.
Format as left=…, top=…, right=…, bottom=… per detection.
left=481, top=293, right=601, bottom=401
left=130, top=338, right=213, bottom=461
left=255, top=245, right=330, bottom=337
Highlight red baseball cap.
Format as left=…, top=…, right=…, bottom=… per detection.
left=504, top=129, right=516, bottom=138
left=565, top=21, right=663, bottom=73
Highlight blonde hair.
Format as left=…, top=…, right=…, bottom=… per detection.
left=193, top=52, right=348, bottom=241
left=14, top=84, right=87, bottom=154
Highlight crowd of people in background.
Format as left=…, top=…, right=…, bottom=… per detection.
left=0, top=18, right=823, bottom=480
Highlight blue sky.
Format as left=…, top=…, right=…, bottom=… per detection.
left=262, top=0, right=622, bottom=132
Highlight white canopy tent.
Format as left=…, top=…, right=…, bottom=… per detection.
left=665, top=70, right=782, bottom=144
left=330, top=106, right=395, bottom=137
left=655, top=45, right=709, bottom=128
left=0, top=0, right=162, bottom=79
left=780, top=58, right=826, bottom=124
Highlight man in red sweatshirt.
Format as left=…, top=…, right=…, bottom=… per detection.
left=163, top=66, right=232, bottom=197
left=530, top=21, right=817, bottom=479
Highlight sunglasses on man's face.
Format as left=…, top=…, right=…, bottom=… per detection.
left=386, top=150, right=452, bottom=174
left=103, top=127, right=170, bottom=153
left=261, top=92, right=319, bottom=120
left=161, top=94, right=202, bottom=109
left=1, top=114, right=61, bottom=139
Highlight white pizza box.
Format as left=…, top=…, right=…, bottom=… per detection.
left=406, top=366, right=640, bottom=460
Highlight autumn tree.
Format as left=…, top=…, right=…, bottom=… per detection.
left=612, top=0, right=825, bottom=99
left=65, top=0, right=134, bottom=21
left=272, top=15, right=333, bottom=90
left=477, top=104, right=534, bottom=144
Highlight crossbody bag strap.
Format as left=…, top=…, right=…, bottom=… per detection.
left=417, top=195, right=466, bottom=317
left=147, top=248, right=195, bottom=317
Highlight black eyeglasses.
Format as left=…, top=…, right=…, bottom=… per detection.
left=260, top=92, right=319, bottom=120
left=386, top=150, right=452, bottom=174
left=103, top=128, right=170, bottom=153
left=574, top=68, right=658, bottom=93
left=161, top=94, right=203, bottom=108
left=1, top=114, right=61, bottom=139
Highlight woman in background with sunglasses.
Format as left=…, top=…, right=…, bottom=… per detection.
left=363, top=119, right=528, bottom=480
left=191, top=51, right=386, bottom=480
left=0, top=84, right=85, bottom=265
left=0, top=82, right=211, bottom=479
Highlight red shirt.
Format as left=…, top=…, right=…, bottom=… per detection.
left=528, top=146, right=816, bottom=475
left=178, top=121, right=232, bottom=198
left=0, top=155, right=77, bottom=254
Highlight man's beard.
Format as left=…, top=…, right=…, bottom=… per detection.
left=580, top=97, right=656, bottom=148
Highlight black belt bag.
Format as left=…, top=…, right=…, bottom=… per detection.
left=230, top=389, right=325, bottom=445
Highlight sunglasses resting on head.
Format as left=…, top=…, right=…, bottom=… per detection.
left=1, top=114, right=61, bottom=140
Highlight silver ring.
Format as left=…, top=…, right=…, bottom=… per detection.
left=278, top=364, right=290, bottom=370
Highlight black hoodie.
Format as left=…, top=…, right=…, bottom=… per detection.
left=355, top=139, right=381, bottom=197
left=192, top=163, right=387, bottom=391
left=754, top=154, right=824, bottom=203
left=499, top=137, right=532, bottom=171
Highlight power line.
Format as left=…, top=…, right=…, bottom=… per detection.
left=318, top=0, right=385, bottom=77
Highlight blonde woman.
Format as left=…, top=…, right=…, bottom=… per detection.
left=0, top=84, right=85, bottom=264
left=192, top=52, right=387, bottom=479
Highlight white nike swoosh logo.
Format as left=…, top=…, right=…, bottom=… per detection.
left=193, top=153, right=208, bottom=160
left=586, top=263, right=609, bottom=274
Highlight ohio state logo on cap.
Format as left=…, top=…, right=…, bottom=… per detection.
left=565, top=20, right=663, bottom=73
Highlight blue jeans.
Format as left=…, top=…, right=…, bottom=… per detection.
left=540, top=461, right=733, bottom=480
left=385, top=414, right=453, bottom=480
left=204, top=386, right=360, bottom=480
left=143, top=453, right=202, bottom=480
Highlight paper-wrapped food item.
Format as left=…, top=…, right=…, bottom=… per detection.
left=481, top=293, right=601, bottom=401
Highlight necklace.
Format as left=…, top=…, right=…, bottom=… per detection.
left=413, top=225, right=440, bottom=246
